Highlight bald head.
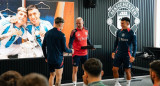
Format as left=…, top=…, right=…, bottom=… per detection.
left=76, top=17, right=84, bottom=29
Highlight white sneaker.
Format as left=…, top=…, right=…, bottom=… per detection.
left=73, top=84, right=76, bottom=86
left=115, top=83, right=122, bottom=86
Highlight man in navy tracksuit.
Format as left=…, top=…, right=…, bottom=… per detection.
left=42, top=17, right=73, bottom=86
left=112, top=17, right=137, bottom=86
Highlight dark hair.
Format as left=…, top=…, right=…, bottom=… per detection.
left=150, top=60, right=160, bottom=79
left=55, top=17, right=64, bottom=24
left=0, top=78, right=8, bottom=86
left=121, top=17, right=130, bottom=23
left=0, top=70, right=22, bottom=86
left=27, top=5, right=38, bottom=15
left=17, top=73, right=48, bottom=86
left=84, top=58, right=103, bottom=77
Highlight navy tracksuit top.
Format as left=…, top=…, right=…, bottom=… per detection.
left=42, top=27, right=72, bottom=64
left=113, top=28, right=137, bottom=57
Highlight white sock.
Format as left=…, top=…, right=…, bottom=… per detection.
left=73, top=81, right=76, bottom=86
left=126, top=80, right=131, bottom=86
left=83, top=84, right=87, bottom=86
left=115, top=78, right=119, bottom=84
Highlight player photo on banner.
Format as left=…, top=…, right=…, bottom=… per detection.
left=0, top=0, right=74, bottom=59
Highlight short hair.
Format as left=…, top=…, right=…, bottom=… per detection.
left=55, top=17, right=64, bottom=24
left=76, top=17, right=83, bottom=22
left=0, top=78, right=8, bottom=86
left=84, top=58, right=103, bottom=77
left=27, top=5, right=38, bottom=14
left=0, top=70, right=22, bottom=86
left=121, top=17, right=130, bottom=23
left=17, top=7, right=27, bottom=13
left=17, top=73, right=48, bottom=86
left=150, top=60, right=160, bottom=79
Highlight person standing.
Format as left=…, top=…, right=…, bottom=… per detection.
left=112, top=17, right=137, bottom=86
left=42, top=17, right=73, bottom=86
left=69, top=17, right=92, bottom=86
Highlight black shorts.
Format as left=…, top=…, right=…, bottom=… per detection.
left=72, top=55, right=88, bottom=66
left=48, top=62, right=64, bottom=72
left=113, top=54, right=132, bottom=68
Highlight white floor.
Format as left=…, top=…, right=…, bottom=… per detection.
left=60, top=75, right=153, bottom=86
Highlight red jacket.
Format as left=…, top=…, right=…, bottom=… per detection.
left=69, top=27, right=92, bottom=57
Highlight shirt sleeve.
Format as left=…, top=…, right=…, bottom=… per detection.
left=113, top=30, right=119, bottom=53
left=42, top=34, right=47, bottom=59
left=68, top=29, right=76, bottom=49
left=0, top=18, right=11, bottom=34
left=131, top=32, right=137, bottom=57
left=62, top=34, right=72, bottom=53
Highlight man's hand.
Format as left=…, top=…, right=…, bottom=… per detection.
left=82, top=74, right=88, bottom=85
left=45, top=59, right=48, bottom=63
left=17, top=30, right=22, bottom=36
left=130, top=56, right=135, bottom=63
left=0, top=35, right=6, bottom=41
left=72, top=49, right=74, bottom=54
left=112, top=53, right=115, bottom=59
left=92, top=48, right=96, bottom=50
left=39, top=31, right=46, bottom=37
left=11, top=29, right=19, bottom=36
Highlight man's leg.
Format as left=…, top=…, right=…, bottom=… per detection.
left=112, top=66, right=121, bottom=86
left=72, top=66, right=78, bottom=86
left=55, top=68, right=63, bottom=86
left=49, top=72, right=55, bottom=86
left=72, top=56, right=80, bottom=86
left=81, top=55, right=88, bottom=86
left=112, top=66, right=119, bottom=78
left=112, top=54, right=122, bottom=86
left=125, top=68, right=131, bottom=86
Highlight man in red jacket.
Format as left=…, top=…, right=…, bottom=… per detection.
left=69, top=17, right=92, bottom=86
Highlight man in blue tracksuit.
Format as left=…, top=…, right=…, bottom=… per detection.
left=42, top=17, right=73, bottom=86
left=112, top=17, right=137, bottom=86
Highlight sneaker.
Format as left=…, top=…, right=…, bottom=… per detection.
left=115, top=83, right=122, bottom=86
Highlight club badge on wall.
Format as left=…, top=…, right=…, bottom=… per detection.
left=107, top=0, right=140, bottom=36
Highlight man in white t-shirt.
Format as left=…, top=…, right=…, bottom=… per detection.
left=25, top=5, right=52, bottom=57
left=0, top=7, right=27, bottom=59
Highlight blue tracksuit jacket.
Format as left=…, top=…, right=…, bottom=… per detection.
left=42, top=27, right=72, bottom=64
left=113, top=28, right=137, bottom=57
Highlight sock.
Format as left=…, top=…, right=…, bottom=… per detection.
left=73, top=81, right=76, bottom=86
left=115, top=78, right=119, bottom=84
left=126, top=80, right=131, bottom=86
left=83, top=84, right=87, bottom=86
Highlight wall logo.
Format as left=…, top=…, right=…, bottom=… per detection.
left=107, top=0, right=140, bottom=36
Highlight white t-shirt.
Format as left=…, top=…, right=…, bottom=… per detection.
left=0, top=22, right=27, bottom=55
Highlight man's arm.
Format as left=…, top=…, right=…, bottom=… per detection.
left=132, top=34, right=137, bottom=57
left=112, top=30, right=119, bottom=59
left=68, top=29, right=76, bottom=49
left=62, top=34, right=72, bottom=53
left=113, top=30, right=119, bottom=53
